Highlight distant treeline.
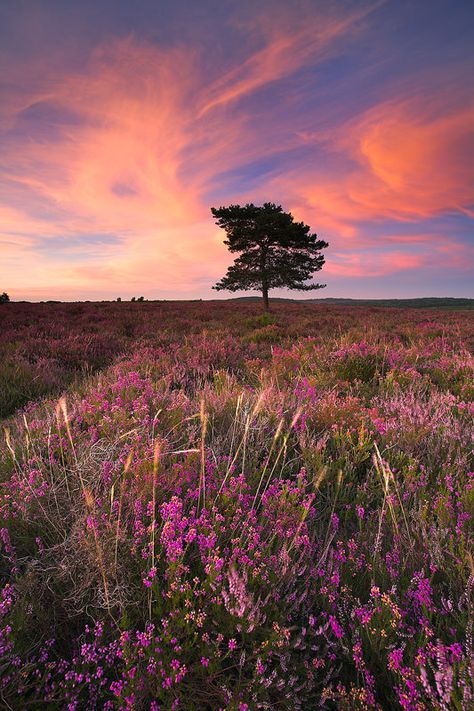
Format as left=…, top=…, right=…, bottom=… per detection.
left=230, top=296, right=474, bottom=310
left=6, top=297, right=474, bottom=310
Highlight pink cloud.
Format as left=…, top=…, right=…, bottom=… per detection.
left=289, top=96, right=474, bottom=232
left=324, top=235, right=474, bottom=279
left=326, top=251, right=425, bottom=278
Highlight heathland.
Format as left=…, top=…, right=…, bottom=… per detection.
left=0, top=301, right=473, bottom=709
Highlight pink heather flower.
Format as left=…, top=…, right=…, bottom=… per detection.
left=356, top=505, right=365, bottom=519
left=456, top=511, right=469, bottom=535
left=110, top=680, right=124, bottom=696
left=448, top=643, right=463, bottom=661
left=0, top=528, right=14, bottom=555
left=201, top=657, right=209, bottom=667
left=373, top=418, right=387, bottom=435
left=355, top=607, right=373, bottom=624
left=410, top=572, right=434, bottom=609
left=388, top=648, right=404, bottom=672
left=228, top=638, right=237, bottom=651
left=142, top=567, right=157, bottom=587
left=329, top=615, right=344, bottom=639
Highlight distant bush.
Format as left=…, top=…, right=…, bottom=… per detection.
left=243, top=311, right=277, bottom=328
left=245, top=323, right=281, bottom=343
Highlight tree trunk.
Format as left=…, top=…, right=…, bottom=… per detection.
left=260, top=245, right=269, bottom=311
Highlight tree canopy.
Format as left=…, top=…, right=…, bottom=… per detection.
left=212, top=203, right=328, bottom=310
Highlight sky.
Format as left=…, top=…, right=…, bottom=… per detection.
left=1, top=0, right=473, bottom=301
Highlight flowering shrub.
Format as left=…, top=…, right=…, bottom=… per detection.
left=0, top=302, right=473, bottom=709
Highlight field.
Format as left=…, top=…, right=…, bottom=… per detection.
left=0, top=301, right=473, bottom=709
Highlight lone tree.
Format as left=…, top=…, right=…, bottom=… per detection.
left=0, top=292, right=10, bottom=303
left=212, top=203, right=328, bottom=310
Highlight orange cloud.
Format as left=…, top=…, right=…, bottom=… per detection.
left=292, top=96, right=474, bottom=232
left=1, top=38, right=226, bottom=297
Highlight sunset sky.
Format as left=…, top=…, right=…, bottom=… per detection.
left=1, top=0, right=473, bottom=301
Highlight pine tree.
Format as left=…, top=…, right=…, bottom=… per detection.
left=212, top=203, right=328, bottom=310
